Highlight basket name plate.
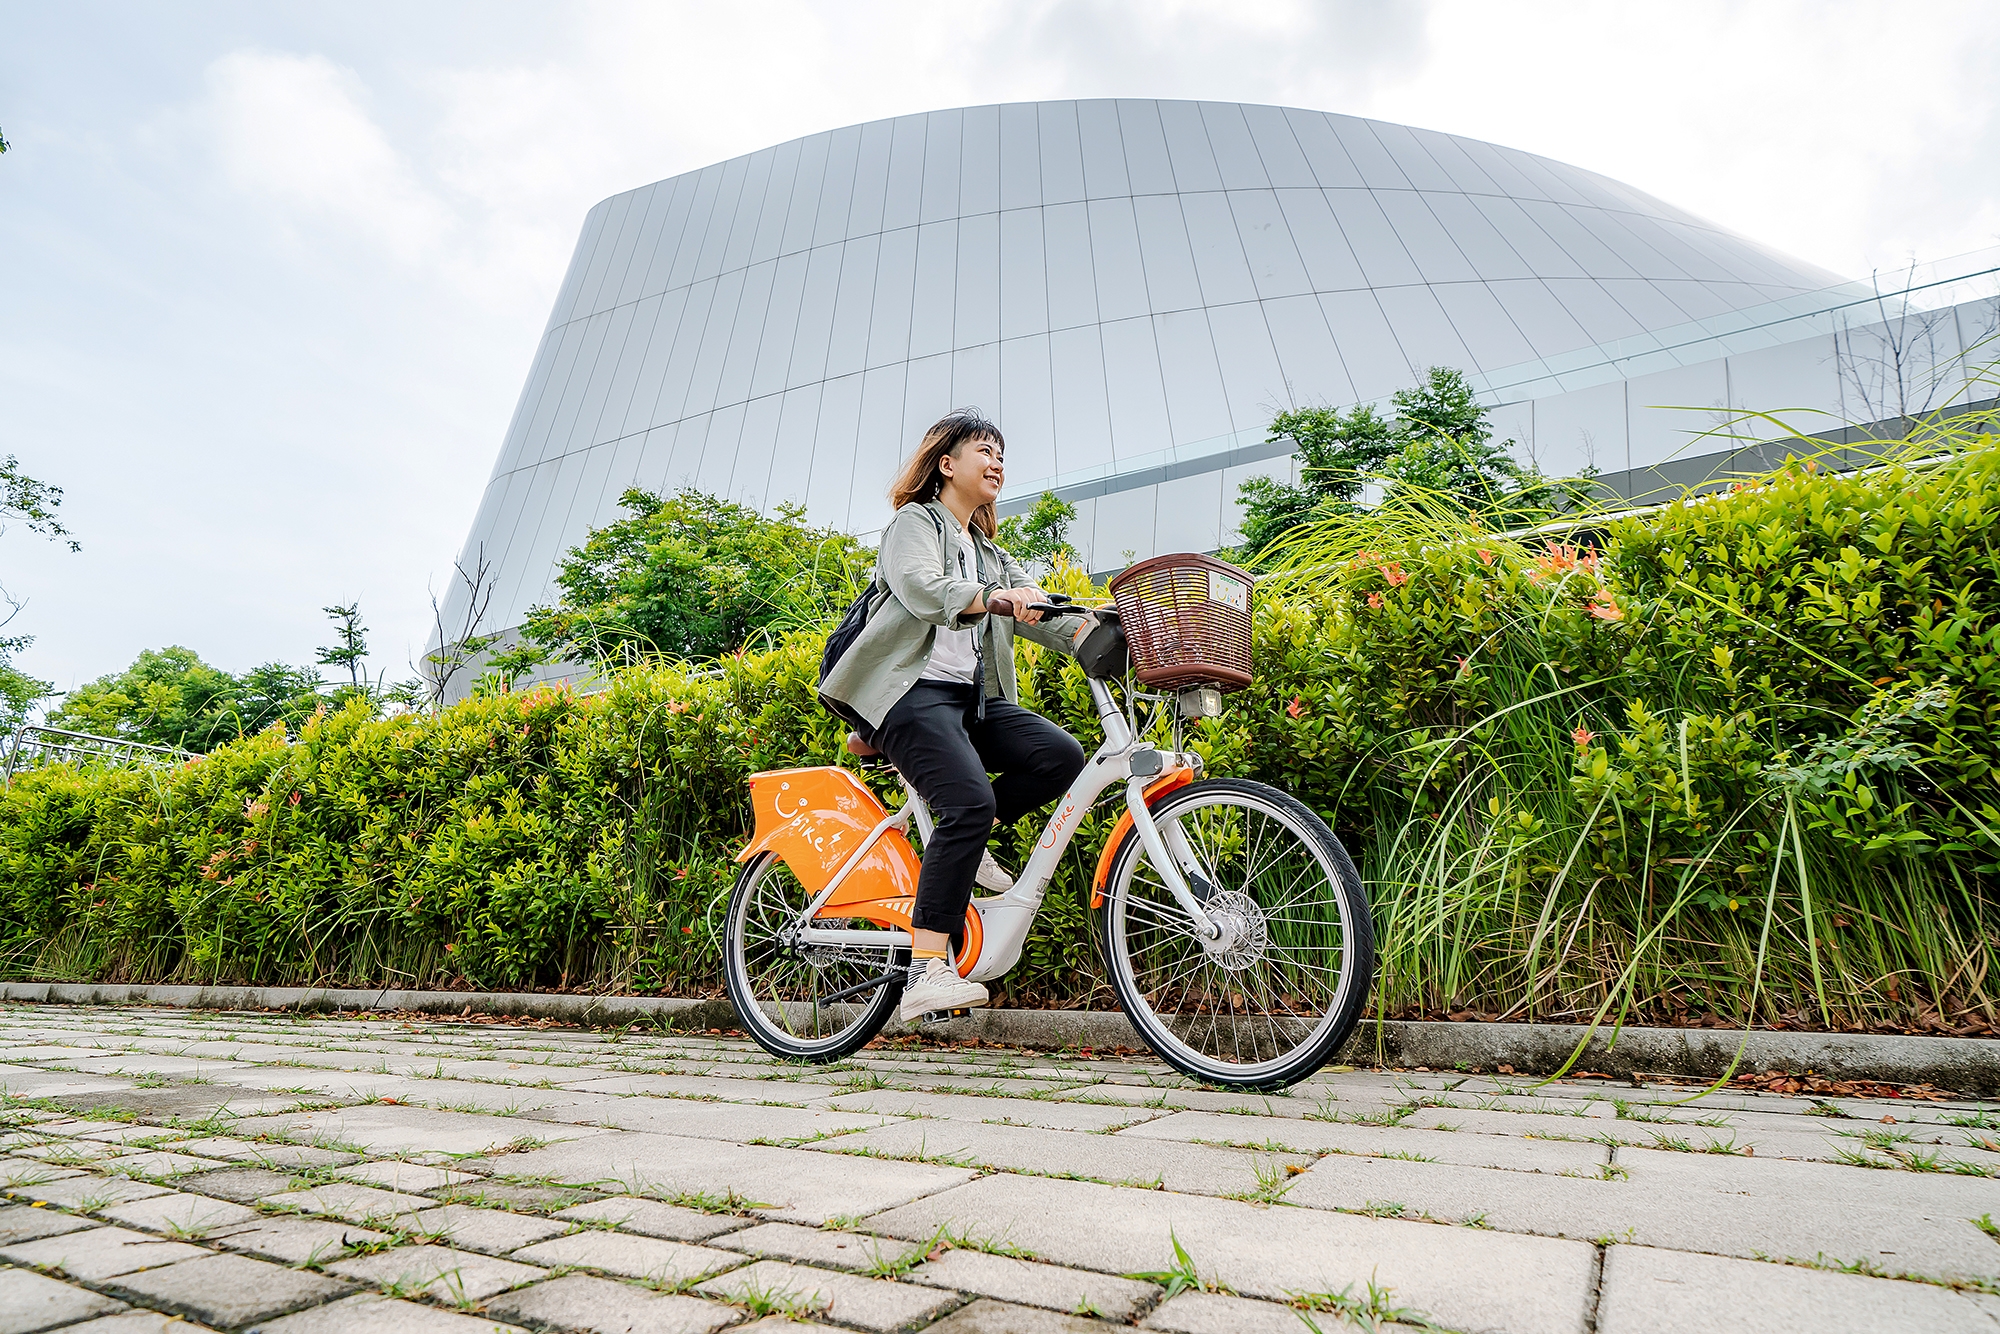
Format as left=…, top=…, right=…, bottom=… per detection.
left=1207, top=569, right=1249, bottom=612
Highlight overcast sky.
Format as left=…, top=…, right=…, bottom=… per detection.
left=4, top=0, right=1998, bottom=698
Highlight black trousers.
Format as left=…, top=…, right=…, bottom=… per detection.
left=867, top=682, right=1087, bottom=937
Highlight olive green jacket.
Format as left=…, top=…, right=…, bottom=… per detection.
left=820, top=501, right=1084, bottom=728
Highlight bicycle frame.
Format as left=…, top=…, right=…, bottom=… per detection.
left=751, top=677, right=1219, bottom=986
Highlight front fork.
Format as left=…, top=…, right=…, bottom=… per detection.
left=1124, top=776, right=1224, bottom=942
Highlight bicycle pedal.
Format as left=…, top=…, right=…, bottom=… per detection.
left=920, top=1008, right=972, bottom=1024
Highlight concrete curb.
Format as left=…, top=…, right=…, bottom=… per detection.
left=6, top=982, right=1996, bottom=1094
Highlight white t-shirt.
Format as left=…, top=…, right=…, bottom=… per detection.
left=920, top=520, right=981, bottom=685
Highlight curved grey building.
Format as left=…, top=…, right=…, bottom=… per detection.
left=450, top=99, right=2000, bottom=658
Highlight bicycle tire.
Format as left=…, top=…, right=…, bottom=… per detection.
left=1098, top=777, right=1374, bottom=1088
left=723, top=852, right=905, bottom=1062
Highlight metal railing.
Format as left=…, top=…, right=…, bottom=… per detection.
left=1, top=725, right=197, bottom=787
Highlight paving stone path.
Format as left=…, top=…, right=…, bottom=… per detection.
left=1, top=1005, right=1998, bottom=1334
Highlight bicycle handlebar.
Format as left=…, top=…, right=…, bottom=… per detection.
left=985, top=596, right=1089, bottom=619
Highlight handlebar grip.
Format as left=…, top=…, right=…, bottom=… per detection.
left=985, top=594, right=1018, bottom=618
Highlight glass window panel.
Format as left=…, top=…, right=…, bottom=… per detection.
left=1284, top=109, right=1364, bottom=188
left=1563, top=206, right=1679, bottom=280
left=1158, top=100, right=1223, bottom=191
left=813, top=125, right=863, bottom=248
left=1508, top=152, right=1589, bottom=207
left=502, top=451, right=589, bottom=619
left=1610, top=212, right=1723, bottom=283
left=750, top=140, right=800, bottom=264
left=960, top=104, right=1000, bottom=216
left=902, top=351, right=956, bottom=453
left=1539, top=277, right=1647, bottom=346
left=539, top=311, right=615, bottom=463
left=781, top=133, right=832, bottom=256
left=1099, top=315, right=1173, bottom=458
left=1064, top=495, right=1099, bottom=570
left=521, top=319, right=593, bottom=462
left=644, top=174, right=708, bottom=296
left=952, top=342, right=1000, bottom=416
left=1371, top=121, right=1455, bottom=191
left=1037, top=101, right=1085, bottom=205
left=1239, top=104, right=1314, bottom=187
left=1668, top=223, right=1788, bottom=288
left=826, top=234, right=880, bottom=381
left=627, top=423, right=677, bottom=496
left=1407, top=127, right=1501, bottom=196
left=999, top=102, right=1040, bottom=211
left=999, top=334, right=1056, bottom=486
left=614, top=184, right=672, bottom=307
left=954, top=211, right=1000, bottom=349
left=1468, top=195, right=1584, bottom=278
left=574, top=192, right=635, bottom=317
left=651, top=279, right=715, bottom=425
left=1372, top=192, right=1477, bottom=284
left=667, top=166, right=724, bottom=289
left=494, top=329, right=571, bottom=476
left=920, top=108, right=963, bottom=223
left=1596, top=277, right=1697, bottom=331
left=696, top=399, right=753, bottom=498
left=721, top=150, right=776, bottom=275
left=547, top=200, right=610, bottom=329
left=1420, top=192, right=1532, bottom=280
left=1514, top=200, right=1636, bottom=278
left=1198, top=102, right=1267, bottom=190
left=458, top=473, right=513, bottom=579
left=1093, top=487, right=1159, bottom=566
left=1485, top=400, right=1533, bottom=464
left=721, top=256, right=780, bottom=405
left=1459, top=139, right=1546, bottom=202
left=1625, top=360, right=1729, bottom=471
left=1155, top=471, right=1222, bottom=554
left=1132, top=194, right=1204, bottom=312
left=1262, top=293, right=1357, bottom=405
left=1484, top=278, right=1596, bottom=359
left=883, top=114, right=927, bottom=232
left=867, top=226, right=918, bottom=368
left=1049, top=324, right=1114, bottom=477
left=693, top=156, right=750, bottom=280
left=563, top=440, right=622, bottom=565
left=1116, top=100, right=1176, bottom=195
left=1539, top=159, right=1621, bottom=211
left=1274, top=189, right=1367, bottom=292
left=1221, top=457, right=1290, bottom=544
left=789, top=242, right=845, bottom=387
left=1178, top=191, right=1257, bottom=306
left=1373, top=285, right=1475, bottom=377
left=1327, top=118, right=1409, bottom=189
left=1042, top=203, right=1099, bottom=331
left=1430, top=281, right=1539, bottom=371
left=909, top=220, right=959, bottom=358
left=1724, top=335, right=1844, bottom=423
left=1530, top=379, right=1627, bottom=478
left=847, top=118, right=893, bottom=239
left=760, top=384, right=825, bottom=508
left=474, top=468, right=535, bottom=615
left=1319, top=290, right=1413, bottom=402
left=808, top=372, right=865, bottom=528
left=652, top=416, right=702, bottom=494
left=681, top=268, right=748, bottom=418
left=1077, top=98, right=1130, bottom=199
left=1206, top=302, right=1287, bottom=433
left=1153, top=309, right=1232, bottom=443
left=1322, top=189, right=1422, bottom=287
left=999, top=207, right=1048, bottom=341
left=594, top=297, right=657, bottom=444
left=854, top=362, right=909, bottom=527
left=1088, top=198, right=1150, bottom=322
left=1650, top=278, right=1731, bottom=323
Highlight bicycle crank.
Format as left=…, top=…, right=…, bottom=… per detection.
left=919, top=1008, right=974, bottom=1025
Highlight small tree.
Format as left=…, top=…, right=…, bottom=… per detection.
left=1235, top=402, right=1396, bottom=554
left=0, top=453, right=79, bottom=730
left=316, top=602, right=369, bottom=693
left=997, top=491, right=1078, bottom=574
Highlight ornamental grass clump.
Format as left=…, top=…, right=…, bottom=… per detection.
left=3, top=403, right=1999, bottom=1031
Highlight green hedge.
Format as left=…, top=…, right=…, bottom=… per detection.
left=6, top=441, right=1999, bottom=1026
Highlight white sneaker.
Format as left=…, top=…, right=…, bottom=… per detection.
left=974, top=849, right=1014, bottom=892
left=900, top=958, right=989, bottom=1022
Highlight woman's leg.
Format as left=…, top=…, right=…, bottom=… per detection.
left=969, top=699, right=1088, bottom=825
left=868, top=682, right=995, bottom=941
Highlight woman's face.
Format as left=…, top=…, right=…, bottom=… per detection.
left=939, top=435, right=1004, bottom=506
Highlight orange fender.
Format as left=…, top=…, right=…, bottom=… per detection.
left=1090, top=768, right=1197, bottom=907
left=739, top=766, right=982, bottom=977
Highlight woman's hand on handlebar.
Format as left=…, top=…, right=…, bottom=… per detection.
left=981, top=586, right=1050, bottom=623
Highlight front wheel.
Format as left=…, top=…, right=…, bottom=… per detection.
left=723, top=852, right=905, bottom=1061
left=1098, top=777, right=1374, bottom=1088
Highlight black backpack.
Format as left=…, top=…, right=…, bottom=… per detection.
left=817, top=507, right=949, bottom=729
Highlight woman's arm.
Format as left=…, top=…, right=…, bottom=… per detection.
left=880, top=508, right=986, bottom=629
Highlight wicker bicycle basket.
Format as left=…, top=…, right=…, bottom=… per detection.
left=1107, top=553, right=1256, bottom=692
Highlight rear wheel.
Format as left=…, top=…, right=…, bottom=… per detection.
left=1098, top=777, right=1373, bottom=1088
left=723, top=852, right=904, bottom=1061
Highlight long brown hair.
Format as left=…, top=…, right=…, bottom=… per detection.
left=889, top=408, right=1005, bottom=537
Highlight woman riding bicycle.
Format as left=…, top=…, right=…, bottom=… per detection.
left=819, top=408, right=1093, bottom=1023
